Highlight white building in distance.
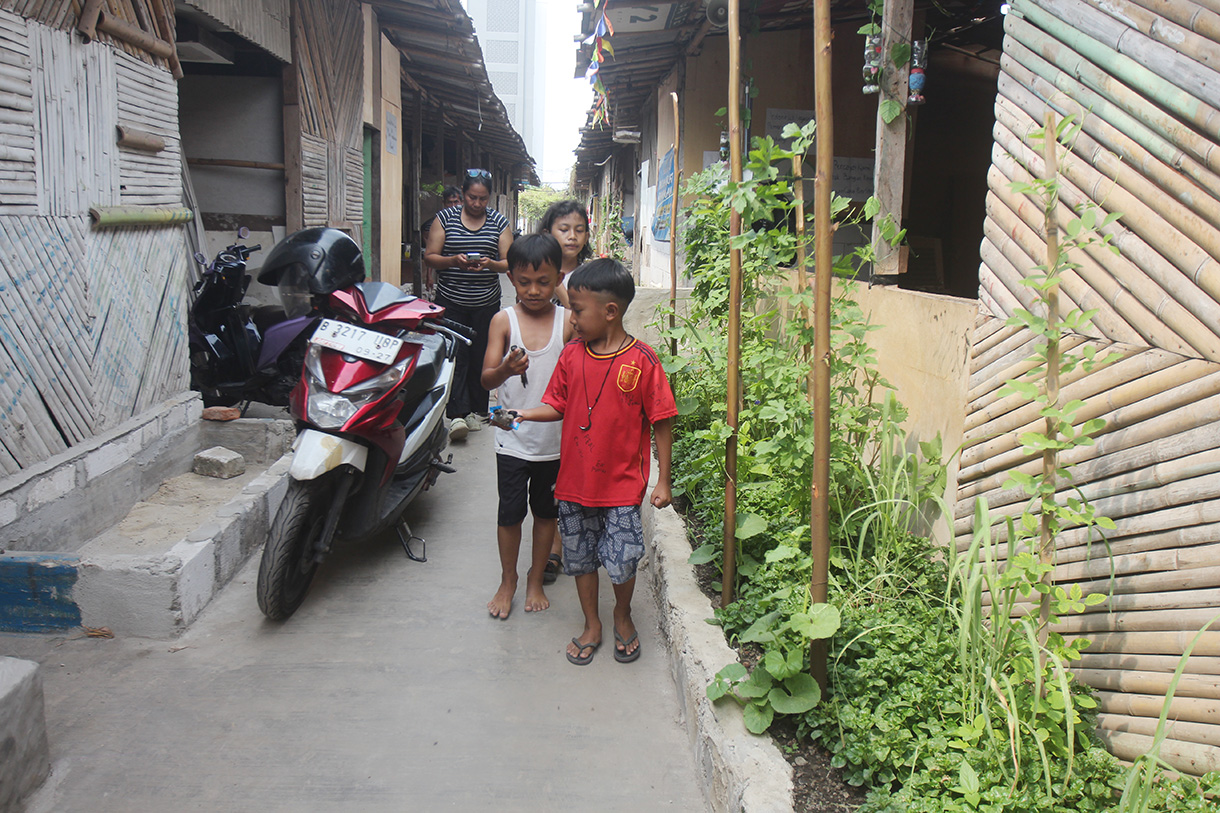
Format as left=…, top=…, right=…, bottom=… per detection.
left=465, top=0, right=545, bottom=172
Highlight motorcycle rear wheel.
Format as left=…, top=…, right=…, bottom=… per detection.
left=257, top=479, right=325, bottom=620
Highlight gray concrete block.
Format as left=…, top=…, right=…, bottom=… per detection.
left=0, top=657, right=50, bottom=811
left=0, top=498, right=16, bottom=528
left=25, top=467, right=75, bottom=512
left=76, top=558, right=181, bottom=639
left=169, top=540, right=216, bottom=626
left=193, top=447, right=246, bottom=480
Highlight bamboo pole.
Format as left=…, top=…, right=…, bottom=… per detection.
left=150, top=0, right=184, bottom=80
left=185, top=158, right=287, bottom=171
left=1098, top=729, right=1220, bottom=776
left=1098, top=691, right=1220, bottom=729
left=1125, top=0, right=1220, bottom=42
left=1037, top=111, right=1061, bottom=644
left=1097, top=713, right=1220, bottom=750
left=89, top=206, right=193, bottom=227
left=1093, top=0, right=1220, bottom=70
left=721, top=0, right=742, bottom=608
left=670, top=91, right=680, bottom=358
left=116, top=125, right=166, bottom=153
left=809, top=0, right=834, bottom=691
left=77, top=0, right=106, bottom=42
left=1090, top=631, right=1220, bottom=659
left=96, top=11, right=175, bottom=59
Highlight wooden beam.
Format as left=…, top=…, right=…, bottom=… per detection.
left=871, top=0, right=913, bottom=275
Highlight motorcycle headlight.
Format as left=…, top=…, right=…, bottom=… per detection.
left=303, top=345, right=410, bottom=429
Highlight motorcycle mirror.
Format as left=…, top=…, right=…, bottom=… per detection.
left=194, top=252, right=207, bottom=264
left=237, top=226, right=250, bottom=239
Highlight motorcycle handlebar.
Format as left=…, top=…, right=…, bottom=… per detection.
left=433, top=318, right=475, bottom=346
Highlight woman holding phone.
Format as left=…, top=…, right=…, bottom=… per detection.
left=424, top=169, right=513, bottom=440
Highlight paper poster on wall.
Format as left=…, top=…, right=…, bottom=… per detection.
left=765, top=108, right=815, bottom=145
left=833, top=156, right=874, bottom=201
left=651, top=147, right=675, bottom=242
left=385, top=110, right=398, bottom=156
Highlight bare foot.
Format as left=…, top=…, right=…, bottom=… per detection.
left=524, top=586, right=549, bottom=612
left=487, top=578, right=516, bottom=620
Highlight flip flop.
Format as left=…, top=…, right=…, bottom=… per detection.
left=614, top=630, right=641, bottom=663
left=542, top=553, right=562, bottom=585
left=566, top=637, right=600, bottom=666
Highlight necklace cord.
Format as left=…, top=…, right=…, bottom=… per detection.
left=580, top=334, right=631, bottom=430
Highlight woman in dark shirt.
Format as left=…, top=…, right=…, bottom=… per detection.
left=424, top=170, right=513, bottom=439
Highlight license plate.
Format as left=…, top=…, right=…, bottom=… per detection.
left=311, top=319, right=404, bottom=365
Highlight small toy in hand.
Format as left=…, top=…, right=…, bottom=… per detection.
left=489, top=406, right=519, bottom=430
left=509, top=345, right=528, bottom=386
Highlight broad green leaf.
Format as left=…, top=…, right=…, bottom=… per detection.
left=743, top=701, right=774, bottom=733
left=787, top=603, right=842, bottom=640
left=688, top=544, right=718, bottom=565
left=768, top=673, right=822, bottom=714
left=735, top=512, right=768, bottom=540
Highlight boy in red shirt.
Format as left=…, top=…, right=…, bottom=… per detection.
left=504, top=258, right=676, bottom=665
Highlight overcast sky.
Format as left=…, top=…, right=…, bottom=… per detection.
left=538, top=0, right=593, bottom=187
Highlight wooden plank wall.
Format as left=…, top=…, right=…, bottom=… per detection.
left=290, top=0, right=364, bottom=244
left=0, top=9, right=188, bottom=474
left=963, top=0, right=1220, bottom=776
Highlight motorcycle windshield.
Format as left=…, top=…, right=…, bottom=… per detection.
left=278, top=263, right=314, bottom=319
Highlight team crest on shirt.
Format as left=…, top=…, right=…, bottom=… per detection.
left=617, top=362, right=641, bottom=392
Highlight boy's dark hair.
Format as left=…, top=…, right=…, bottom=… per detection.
left=538, top=199, right=593, bottom=263
left=567, top=258, right=635, bottom=307
left=507, top=233, right=562, bottom=274
left=442, top=186, right=461, bottom=203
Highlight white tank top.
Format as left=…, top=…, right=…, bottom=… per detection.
left=494, top=306, right=565, bottom=461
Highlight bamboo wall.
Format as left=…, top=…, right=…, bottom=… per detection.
left=179, top=0, right=291, bottom=62
left=285, top=0, right=364, bottom=243
left=0, top=9, right=189, bottom=474
left=963, top=0, right=1220, bottom=775
left=0, top=0, right=181, bottom=75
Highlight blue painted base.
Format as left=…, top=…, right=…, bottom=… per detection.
left=0, top=553, right=81, bottom=633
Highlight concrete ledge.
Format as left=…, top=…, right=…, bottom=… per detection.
left=0, top=657, right=50, bottom=811
left=643, top=481, right=794, bottom=812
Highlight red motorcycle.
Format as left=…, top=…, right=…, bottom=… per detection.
left=253, top=228, right=473, bottom=620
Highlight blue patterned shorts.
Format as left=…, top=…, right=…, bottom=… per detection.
left=557, top=502, right=645, bottom=584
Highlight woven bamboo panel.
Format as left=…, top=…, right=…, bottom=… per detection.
left=114, top=49, right=179, bottom=206
left=287, top=0, right=363, bottom=233
left=969, top=0, right=1220, bottom=772
left=32, top=24, right=117, bottom=215
left=0, top=9, right=36, bottom=215
left=3, top=0, right=178, bottom=73
left=956, top=312, right=1220, bottom=774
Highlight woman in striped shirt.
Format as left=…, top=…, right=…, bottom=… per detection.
left=424, top=169, right=513, bottom=439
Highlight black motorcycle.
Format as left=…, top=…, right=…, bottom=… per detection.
left=188, top=229, right=320, bottom=407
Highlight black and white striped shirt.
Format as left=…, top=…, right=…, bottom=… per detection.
left=436, top=206, right=509, bottom=308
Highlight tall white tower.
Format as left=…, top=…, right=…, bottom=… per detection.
left=465, top=0, right=545, bottom=166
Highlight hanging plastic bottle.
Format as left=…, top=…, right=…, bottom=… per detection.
left=862, top=35, right=882, bottom=94
left=908, top=40, right=927, bottom=105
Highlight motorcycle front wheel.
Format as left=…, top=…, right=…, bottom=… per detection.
left=257, top=479, right=325, bottom=620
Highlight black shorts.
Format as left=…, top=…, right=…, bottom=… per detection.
left=495, top=455, right=560, bottom=527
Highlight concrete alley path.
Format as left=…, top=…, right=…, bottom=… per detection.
left=2, top=419, right=708, bottom=812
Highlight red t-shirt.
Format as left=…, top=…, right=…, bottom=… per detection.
left=542, top=338, right=678, bottom=507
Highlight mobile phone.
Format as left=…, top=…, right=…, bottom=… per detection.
left=467, top=252, right=482, bottom=259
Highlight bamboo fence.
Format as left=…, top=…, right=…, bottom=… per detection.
left=964, top=0, right=1220, bottom=775
left=0, top=7, right=187, bottom=473
left=288, top=0, right=364, bottom=233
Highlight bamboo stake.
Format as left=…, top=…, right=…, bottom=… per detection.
left=1036, top=111, right=1061, bottom=646
left=670, top=91, right=679, bottom=358
left=721, top=0, right=742, bottom=608
left=809, top=0, right=833, bottom=691
left=150, top=0, right=183, bottom=80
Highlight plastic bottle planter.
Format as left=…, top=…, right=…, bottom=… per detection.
left=908, top=40, right=927, bottom=105
left=862, top=35, right=882, bottom=94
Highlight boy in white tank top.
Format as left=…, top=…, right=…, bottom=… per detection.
left=480, top=234, right=573, bottom=619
